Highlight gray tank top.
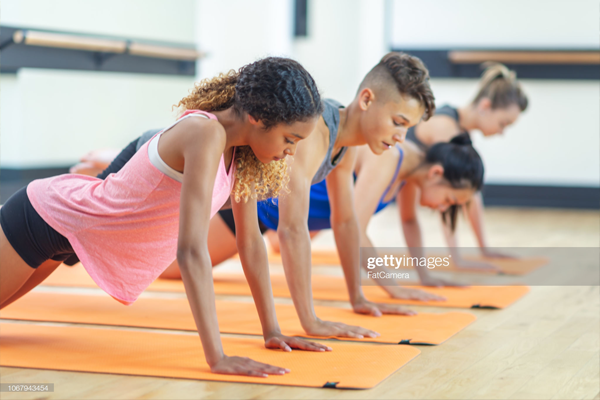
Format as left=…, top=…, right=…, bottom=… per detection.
left=405, top=105, right=469, bottom=150
left=311, top=98, right=347, bottom=185
left=136, top=98, right=347, bottom=185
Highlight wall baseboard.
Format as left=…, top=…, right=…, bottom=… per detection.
left=482, top=184, right=599, bottom=209
left=1, top=167, right=598, bottom=209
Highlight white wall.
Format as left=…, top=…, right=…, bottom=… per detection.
left=1, top=0, right=598, bottom=188
left=194, top=0, right=387, bottom=107
left=391, top=0, right=599, bottom=49
left=0, top=70, right=194, bottom=168
left=0, top=0, right=196, bottom=168
left=0, top=0, right=195, bottom=43
left=293, top=0, right=388, bottom=103
left=195, top=0, right=294, bottom=80
left=387, top=0, right=600, bottom=187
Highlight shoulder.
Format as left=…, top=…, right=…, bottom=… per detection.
left=177, top=115, right=225, bottom=136
left=331, top=146, right=357, bottom=173
left=174, top=116, right=226, bottom=149
left=157, top=116, right=227, bottom=170
left=398, top=141, right=422, bottom=178
left=418, top=114, right=459, bottom=134
left=292, top=117, right=329, bottom=177
left=414, top=113, right=462, bottom=146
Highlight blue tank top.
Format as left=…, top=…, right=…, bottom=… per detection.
left=258, top=146, right=405, bottom=231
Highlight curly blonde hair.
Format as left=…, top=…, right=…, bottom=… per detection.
left=175, top=58, right=322, bottom=203
left=175, top=72, right=288, bottom=203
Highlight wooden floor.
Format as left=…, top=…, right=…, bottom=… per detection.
left=1, top=206, right=599, bottom=399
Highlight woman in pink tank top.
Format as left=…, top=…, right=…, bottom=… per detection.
left=0, top=57, right=327, bottom=377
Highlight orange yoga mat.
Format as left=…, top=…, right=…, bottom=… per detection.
left=212, top=274, right=530, bottom=309
left=42, top=265, right=529, bottom=308
left=1, top=292, right=476, bottom=345
left=263, top=249, right=548, bottom=275
left=0, top=322, right=420, bottom=389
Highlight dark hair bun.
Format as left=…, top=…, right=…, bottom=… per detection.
left=449, top=132, right=473, bottom=146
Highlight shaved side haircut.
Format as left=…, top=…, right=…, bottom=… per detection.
left=359, top=52, right=436, bottom=120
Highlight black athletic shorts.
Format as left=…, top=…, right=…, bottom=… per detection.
left=0, top=186, right=75, bottom=269
left=218, top=208, right=269, bottom=235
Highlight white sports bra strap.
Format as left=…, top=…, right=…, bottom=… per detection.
left=147, top=114, right=209, bottom=183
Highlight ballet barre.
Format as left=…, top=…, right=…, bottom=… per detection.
left=11, top=30, right=203, bottom=61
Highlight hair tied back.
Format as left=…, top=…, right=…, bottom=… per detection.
left=480, top=62, right=516, bottom=85
left=449, top=132, right=473, bottom=146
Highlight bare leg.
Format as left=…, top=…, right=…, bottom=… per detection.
left=0, top=226, right=37, bottom=306
left=159, top=213, right=239, bottom=279
left=0, top=259, right=62, bottom=309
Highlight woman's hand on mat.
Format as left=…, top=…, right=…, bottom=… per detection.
left=352, top=297, right=417, bottom=317
left=420, top=276, right=466, bottom=288
left=453, top=258, right=500, bottom=272
left=210, top=355, right=290, bottom=378
left=304, top=318, right=380, bottom=339
left=385, top=286, right=447, bottom=302
left=264, top=333, right=332, bottom=352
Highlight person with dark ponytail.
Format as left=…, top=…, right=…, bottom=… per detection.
left=0, top=57, right=333, bottom=378
left=405, top=62, right=528, bottom=270
left=262, top=133, right=484, bottom=292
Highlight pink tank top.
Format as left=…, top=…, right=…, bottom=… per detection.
left=27, top=110, right=235, bottom=305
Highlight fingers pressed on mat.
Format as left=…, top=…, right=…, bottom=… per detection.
left=0, top=322, right=420, bottom=389
left=2, top=293, right=476, bottom=345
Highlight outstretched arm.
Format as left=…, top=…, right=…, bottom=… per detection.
left=328, top=148, right=415, bottom=315
left=232, top=191, right=330, bottom=353
left=440, top=194, right=500, bottom=271
left=278, top=137, right=377, bottom=339
left=399, top=182, right=462, bottom=287
left=465, top=192, right=514, bottom=259
left=352, top=148, right=445, bottom=301
left=175, top=118, right=287, bottom=377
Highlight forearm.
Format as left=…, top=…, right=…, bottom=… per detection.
left=467, top=192, right=489, bottom=249
left=402, top=219, right=432, bottom=281
left=441, top=216, right=462, bottom=258
left=332, top=218, right=364, bottom=304
left=178, top=249, right=224, bottom=366
left=278, top=225, right=318, bottom=329
left=237, top=239, right=281, bottom=338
